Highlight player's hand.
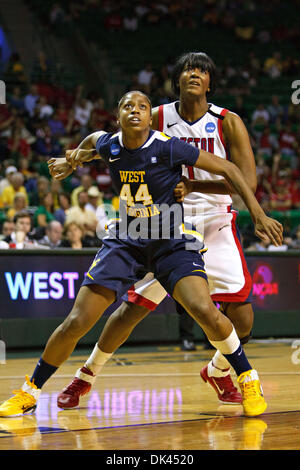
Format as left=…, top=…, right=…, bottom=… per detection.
left=47, top=157, right=73, bottom=180
left=66, top=148, right=97, bottom=170
left=254, top=213, right=283, bottom=247
left=174, top=176, right=193, bottom=202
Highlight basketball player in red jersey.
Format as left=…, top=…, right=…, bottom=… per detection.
left=56, top=53, right=266, bottom=408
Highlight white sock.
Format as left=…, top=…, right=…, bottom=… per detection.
left=84, top=343, right=113, bottom=376
left=208, top=350, right=231, bottom=378
left=208, top=328, right=240, bottom=355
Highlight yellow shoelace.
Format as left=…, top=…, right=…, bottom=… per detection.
left=24, top=375, right=38, bottom=390
left=238, top=371, right=261, bottom=399
left=6, top=389, right=36, bottom=406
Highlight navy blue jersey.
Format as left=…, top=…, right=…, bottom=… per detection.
left=96, top=130, right=199, bottom=237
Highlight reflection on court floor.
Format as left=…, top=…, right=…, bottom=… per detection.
left=1, top=342, right=300, bottom=450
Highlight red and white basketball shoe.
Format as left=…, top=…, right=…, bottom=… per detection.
left=200, top=365, right=242, bottom=404
left=57, top=367, right=95, bottom=409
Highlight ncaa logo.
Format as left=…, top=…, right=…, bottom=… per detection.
left=205, top=122, right=216, bottom=133
left=110, top=143, right=120, bottom=155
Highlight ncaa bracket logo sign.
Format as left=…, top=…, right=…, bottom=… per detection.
left=0, top=80, right=6, bottom=104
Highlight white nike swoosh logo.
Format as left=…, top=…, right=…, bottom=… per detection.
left=211, top=377, right=224, bottom=395
left=193, top=262, right=202, bottom=267
left=109, top=157, right=120, bottom=162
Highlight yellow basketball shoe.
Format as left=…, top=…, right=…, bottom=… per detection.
left=237, top=369, right=267, bottom=417
left=0, top=376, right=41, bottom=417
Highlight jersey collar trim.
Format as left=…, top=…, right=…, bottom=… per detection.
left=174, top=101, right=211, bottom=126
left=117, top=130, right=155, bottom=151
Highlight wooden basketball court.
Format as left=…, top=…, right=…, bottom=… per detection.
left=1, top=341, right=300, bottom=450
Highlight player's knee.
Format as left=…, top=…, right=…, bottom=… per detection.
left=232, top=313, right=253, bottom=339
left=60, top=309, right=87, bottom=339
left=112, top=302, right=150, bottom=327
left=240, top=332, right=252, bottom=345
left=185, top=299, right=217, bottom=328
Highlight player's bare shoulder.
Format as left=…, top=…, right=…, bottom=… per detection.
left=151, top=106, right=159, bottom=131
left=222, top=110, right=249, bottom=144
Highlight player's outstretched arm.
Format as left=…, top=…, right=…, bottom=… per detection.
left=48, top=156, right=73, bottom=180
left=175, top=112, right=257, bottom=198
left=66, top=131, right=106, bottom=169
left=193, top=150, right=283, bottom=246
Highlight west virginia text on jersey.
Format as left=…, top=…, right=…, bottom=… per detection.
left=95, top=130, right=199, bottom=232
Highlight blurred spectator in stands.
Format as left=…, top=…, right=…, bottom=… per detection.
left=267, top=95, right=284, bottom=124
left=65, top=189, right=98, bottom=237
left=255, top=154, right=272, bottom=209
left=54, top=192, right=71, bottom=226
left=33, top=51, right=52, bottom=83
left=235, top=17, right=254, bottom=42
left=264, top=52, right=283, bottom=78
left=6, top=192, right=27, bottom=220
left=48, top=109, right=66, bottom=138
left=61, top=221, right=92, bottom=249
left=0, top=219, right=15, bottom=241
left=232, top=96, right=249, bottom=124
left=39, top=220, right=63, bottom=248
left=1, top=172, right=28, bottom=209
left=74, top=98, right=91, bottom=136
left=4, top=53, right=26, bottom=85
left=7, top=86, right=25, bottom=113
left=258, top=126, right=278, bottom=160
left=290, top=225, right=300, bottom=249
left=270, top=180, right=293, bottom=212
left=93, top=160, right=113, bottom=198
left=282, top=56, right=299, bottom=76
left=104, top=8, right=123, bottom=32
left=248, top=51, right=261, bottom=78
left=56, top=101, right=71, bottom=129
left=278, top=122, right=298, bottom=164
left=288, top=102, right=300, bottom=124
left=252, top=104, right=270, bottom=127
left=28, top=175, right=50, bottom=207
left=0, top=104, right=16, bottom=133
left=246, top=237, right=270, bottom=252
left=90, top=98, right=113, bottom=131
left=33, top=191, right=55, bottom=228
left=291, top=179, right=300, bottom=209
left=86, top=186, right=108, bottom=233
left=19, top=158, right=37, bottom=194
left=71, top=173, right=94, bottom=206
left=203, top=6, right=219, bottom=27
left=123, top=8, right=138, bottom=31
left=6, top=125, right=32, bottom=160
left=220, top=10, right=236, bottom=30
left=158, top=65, right=174, bottom=99
left=257, top=29, right=271, bottom=44
left=85, top=186, right=103, bottom=213
left=137, top=63, right=154, bottom=93
left=50, top=179, right=62, bottom=211
left=3, top=210, right=38, bottom=249
left=135, top=1, right=150, bottom=20
left=37, top=96, right=54, bottom=120
left=9, top=115, right=34, bottom=144
left=0, top=165, right=17, bottom=197
left=49, top=2, right=70, bottom=32
left=24, top=84, right=40, bottom=117
left=34, top=125, right=62, bottom=157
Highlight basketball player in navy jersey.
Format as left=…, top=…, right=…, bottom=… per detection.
left=56, top=53, right=263, bottom=408
left=0, top=90, right=282, bottom=418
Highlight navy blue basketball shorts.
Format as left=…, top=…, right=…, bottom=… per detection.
left=81, top=235, right=207, bottom=300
